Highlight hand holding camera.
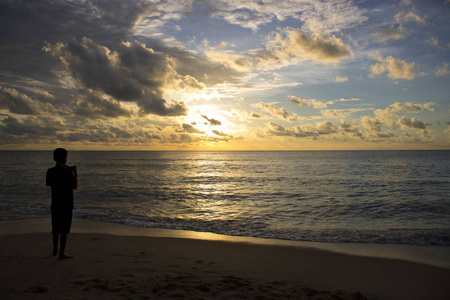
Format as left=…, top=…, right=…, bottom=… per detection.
left=66, top=165, right=77, bottom=175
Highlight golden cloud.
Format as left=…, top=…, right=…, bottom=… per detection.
left=369, top=54, right=416, bottom=80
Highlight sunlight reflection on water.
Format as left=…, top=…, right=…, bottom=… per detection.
left=0, top=150, right=449, bottom=244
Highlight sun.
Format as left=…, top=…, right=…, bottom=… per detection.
left=184, top=105, right=224, bottom=136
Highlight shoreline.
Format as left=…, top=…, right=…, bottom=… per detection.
left=1, top=217, right=449, bottom=299
left=1, top=216, right=449, bottom=269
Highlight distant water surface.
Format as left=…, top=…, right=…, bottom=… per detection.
left=0, top=150, right=449, bottom=245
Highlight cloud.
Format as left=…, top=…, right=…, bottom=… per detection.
left=44, top=38, right=193, bottom=116
left=0, top=111, right=177, bottom=146
left=372, top=25, right=404, bottom=43
left=311, top=100, right=328, bottom=109
left=374, top=107, right=399, bottom=128
left=72, top=93, right=133, bottom=118
left=0, top=116, right=64, bottom=139
left=335, top=77, right=349, bottom=83
left=321, top=110, right=350, bottom=119
left=206, top=28, right=353, bottom=73
left=428, top=37, right=445, bottom=50
left=361, top=116, right=384, bottom=133
left=211, top=0, right=368, bottom=34
left=204, top=50, right=252, bottom=72
left=361, top=105, right=429, bottom=138
left=0, top=0, right=447, bottom=149
left=267, top=121, right=337, bottom=138
left=131, top=37, right=244, bottom=87
left=289, top=96, right=310, bottom=107
left=257, top=102, right=298, bottom=122
left=434, top=63, right=450, bottom=76
left=53, top=125, right=163, bottom=145
left=398, top=116, right=426, bottom=130
left=0, top=86, right=56, bottom=115
left=58, top=118, right=168, bottom=145
left=166, top=133, right=195, bottom=145
left=0, top=0, right=148, bottom=82
left=0, top=114, right=169, bottom=146
left=361, top=116, right=395, bottom=139
left=391, top=102, right=435, bottom=113
left=201, top=114, right=222, bottom=125
left=321, top=108, right=371, bottom=119
left=395, top=11, right=426, bottom=24
left=0, top=0, right=244, bottom=92
left=369, top=54, right=416, bottom=80
left=340, top=121, right=363, bottom=138
left=338, top=98, right=361, bottom=102
left=212, top=130, right=229, bottom=137
left=250, top=112, right=263, bottom=119
left=289, top=96, right=328, bottom=108
left=270, top=29, right=353, bottom=64
left=177, top=123, right=205, bottom=134
left=316, top=121, right=338, bottom=135
left=289, top=95, right=362, bottom=110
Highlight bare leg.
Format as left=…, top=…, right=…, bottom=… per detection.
left=52, top=233, right=59, bottom=256
left=58, top=234, right=73, bottom=260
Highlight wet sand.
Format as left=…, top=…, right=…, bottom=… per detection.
left=0, top=217, right=449, bottom=299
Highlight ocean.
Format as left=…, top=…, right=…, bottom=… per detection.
left=0, top=150, right=449, bottom=245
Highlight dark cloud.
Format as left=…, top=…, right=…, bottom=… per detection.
left=0, top=86, right=43, bottom=115
left=250, top=112, right=263, bottom=118
left=168, top=133, right=195, bottom=144
left=0, top=115, right=63, bottom=137
left=373, top=132, right=396, bottom=139
left=201, top=114, right=222, bottom=125
left=267, top=121, right=337, bottom=138
left=0, top=84, right=70, bottom=118
left=0, top=0, right=244, bottom=124
left=131, top=36, right=243, bottom=86
left=176, top=123, right=205, bottom=134
left=55, top=129, right=154, bottom=144
left=0, top=0, right=150, bottom=81
left=212, top=130, right=229, bottom=137
left=51, top=122, right=162, bottom=145
left=0, top=112, right=169, bottom=145
left=72, top=93, right=132, bottom=118
left=44, top=38, right=189, bottom=116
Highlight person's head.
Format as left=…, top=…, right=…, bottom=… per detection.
left=53, top=148, right=68, bottom=163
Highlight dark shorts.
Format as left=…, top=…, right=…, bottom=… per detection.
left=51, top=209, right=73, bottom=234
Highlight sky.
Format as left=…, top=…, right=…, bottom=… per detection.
left=0, top=0, right=449, bottom=150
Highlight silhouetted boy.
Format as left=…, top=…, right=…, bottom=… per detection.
left=46, top=148, right=77, bottom=260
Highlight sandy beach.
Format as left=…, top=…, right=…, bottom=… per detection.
left=0, top=217, right=449, bottom=300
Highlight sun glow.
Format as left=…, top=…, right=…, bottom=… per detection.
left=185, top=105, right=230, bottom=136
left=183, top=87, right=231, bottom=103
left=174, top=86, right=239, bottom=139
left=1, top=1, right=449, bottom=151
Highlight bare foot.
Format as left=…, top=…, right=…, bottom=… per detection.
left=58, top=254, right=73, bottom=260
